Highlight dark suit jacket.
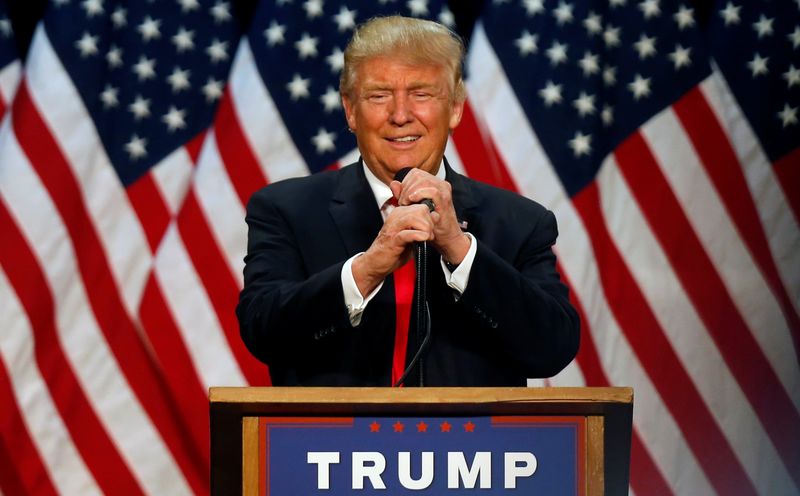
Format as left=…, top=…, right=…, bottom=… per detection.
left=237, top=160, right=579, bottom=386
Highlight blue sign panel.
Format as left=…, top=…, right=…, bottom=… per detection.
left=259, top=416, right=585, bottom=495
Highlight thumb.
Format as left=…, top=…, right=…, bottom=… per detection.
left=389, top=180, right=403, bottom=201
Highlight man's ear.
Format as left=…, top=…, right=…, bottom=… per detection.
left=449, top=98, right=465, bottom=131
left=342, top=93, right=357, bottom=131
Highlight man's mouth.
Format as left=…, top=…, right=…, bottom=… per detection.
left=387, top=136, right=420, bottom=143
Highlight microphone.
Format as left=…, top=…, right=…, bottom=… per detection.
left=394, top=167, right=435, bottom=212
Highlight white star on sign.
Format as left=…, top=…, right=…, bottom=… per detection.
left=312, top=128, right=336, bottom=154
left=138, top=16, right=161, bottom=42
left=568, top=131, right=592, bottom=157
left=211, top=1, right=232, bottom=23
left=578, top=51, right=599, bottom=76
left=326, top=47, right=345, bottom=73
left=633, top=34, right=657, bottom=59
left=719, top=2, right=740, bottom=26
left=552, top=2, right=574, bottom=25
left=132, top=56, right=156, bottom=81
left=206, top=39, right=229, bottom=63
left=125, top=135, right=148, bottom=160
left=522, top=0, right=545, bottom=16
left=603, top=25, right=621, bottom=48
left=515, top=31, right=538, bottom=56
left=778, top=104, right=798, bottom=127
left=167, top=67, right=191, bottom=93
left=638, top=0, right=660, bottom=19
left=75, top=32, right=99, bottom=57
left=100, top=85, right=119, bottom=109
left=628, top=74, right=651, bottom=100
left=82, top=0, right=104, bottom=18
left=669, top=44, right=692, bottom=69
left=753, top=15, right=774, bottom=38
left=202, top=78, right=224, bottom=102
left=583, top=12, right=603, bottom=36
left=334, top=6, right=357, bottom=31
left=573, top=92, right=596, bottom=117
left=111, top=7, right=126, bottom=28
left=539, top=81, right=563, bottom=106
left=546, top=41, right=568, bottom=65
left=295, top=33, right=319, bottom=59
left=106, top=45, right=123, bottom=68
left=747, top=53, right=769, bottom=77
left=320, top=87, right=341, bottom=112
left=674, top=5, right=695, bottom=30
left=303, top=0, right=324, bottom=19
left=784, top=65, right=800, bottom=88
left=789, top=26, right=800, bottom=49
left=128, top=95, right=151, bottom=120
left=162, top=106, right=187, bottom=132
left=264, top=21, right=287, bottom=46
left=172, top=27, right=195, bottom=52
left=287, top=74, right=311, bottom=100
left=407, top=0, right=429, bottom=16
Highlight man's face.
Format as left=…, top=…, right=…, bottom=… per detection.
left=342, top=56, right=464, bottom=185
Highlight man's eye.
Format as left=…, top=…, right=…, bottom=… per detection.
left=412, top=92, right=432, bottom=100
left=368, top=94, right=389, bottom=102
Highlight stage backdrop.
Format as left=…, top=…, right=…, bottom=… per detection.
left=0, top=0, right=798, bottom=494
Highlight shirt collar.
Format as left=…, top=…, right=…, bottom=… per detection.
left=362, top=159, right=446, bottom=210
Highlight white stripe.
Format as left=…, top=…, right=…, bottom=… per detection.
left=229, top=40, right=310, bottom=182
left=642, top=107, right=800, bottom=411
left=599, top=153, right=797, bottom=494
left=466, top=24, right=713, bottom=494
left=0, top=268, right=101, bottom=495
left=150, top=145, right=195, bottom=216
left=338, top=146, right=361, bottom=168
left=701, top=70, right=800, bottom=312
left=0, top=128, right=191, bottom=494
left=153, top=225, right=247, bottom=388
left=445, top=136, right=466, bottom=174
left=193, top=132, right=247, bottom=285
left=544, top=359, right=585, bottom=387
left=25, top=27, right=150, bottom=317
left=0, top=60, right=20, bottom=106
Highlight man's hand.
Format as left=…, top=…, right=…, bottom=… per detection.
left=390, top=168, right=470, bottom=266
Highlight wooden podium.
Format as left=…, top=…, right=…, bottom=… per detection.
left=210, top=387, right=632, bottom=495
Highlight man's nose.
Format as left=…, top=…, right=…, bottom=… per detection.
left=388, top=94, right=413, bottom=125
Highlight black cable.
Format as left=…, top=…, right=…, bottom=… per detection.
left=393, top=242, right=432, bottom=387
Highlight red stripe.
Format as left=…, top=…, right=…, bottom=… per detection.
left=629, top=430, right=673, bottom=496
left=674, top=88, right=800, bottom=361
left=573, top=181, right=757, bottom=495
left=391, top=260, right=415, bottom=385
left=176, top=190, right=270, bottom=385
left=12, top=82, right=206, bottom=494
left=126, top=172, right=172, bottom=253
left=214, top=89, right=269, bottom=205
left=0, top=358, right=59, bottom=496
left=0, top=196, right=144, bottom=494
left=616, top=132, right=800, bottom=485
left=773, top=147, right=800, bottom=224
left=453, top=100, right=519, bottom=192
left=185, top=130, right=208, bottom=164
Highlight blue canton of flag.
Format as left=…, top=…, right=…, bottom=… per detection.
left=0, top=0, right=16, bottom=72
left=480, top=0, right=710, bottom=196
left=42, top=0, right=243, bottom=186
left=247, top=0, right=455, bottom=173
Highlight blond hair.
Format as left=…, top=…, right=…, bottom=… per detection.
left=340, top=15, right=466, bottom=103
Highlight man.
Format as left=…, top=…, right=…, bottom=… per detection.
left=237, top=16, right=579, bottom=386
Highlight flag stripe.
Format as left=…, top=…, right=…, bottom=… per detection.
left=11, top=82, right=199, bottom=495
left=773, top=147, right=800, bottom=230
left=127, top=172, right=173, bottom=253
left=673, top=87, right=800, bottom=360
left=616, top=132, right=800, bottom=483
left=454, top=100, right=518, bottom=191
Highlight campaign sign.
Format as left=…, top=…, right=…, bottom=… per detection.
left=258, top=415, right=585, bottom=495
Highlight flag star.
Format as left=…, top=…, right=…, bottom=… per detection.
left=628, top=74, right=652, bottom=99
left=747, top=53, right=769, bottom=77
left=633, top=34, right=657, bottom=59
left=789, top=27, right=800, bottom=49
left=128, top=95, right=151, bottom=120
left=777, top=104, right=798, bottom=127
left=408, top=0, right=429, bottom=16
left=578, top=51, right=600, bottom=76
left=312, top=128, right=336, bottom=153
left=522, top=0, right=545, bottom=16
left=552, top=2, right=574, bottom=25
left=438, top=7, right=455, bottom=27
left=326, top=47, right=345, bottom=73
left=601, top=105, right=613, bottom=125
left=515, top=31, right=538, bottom=56
left=546, top=41, right=568, bottom=65
left=264, top=21, right=287, bottom=46
left=162, top=106, right=187, bottom=132
left=178, top=0, right=200, bottom=12
left=674, top=5, right=695, bottom=30
left=583, top=12, right=603, bottom=35
left=172, top=27, right=195, bottom=52
left=333, top=6, right=357, bottom=31
left=99, top=85, right=119, bottom=108
left=295, top=33, right=319, bottom=59
left=125, top=135, right=148, bottom=160
left=753, top=15, right=774, bottom=38
left=202, top=78, right=224, bottom=102
left=111, top=7, right=126, bottom=28
left=603, top=25, right=621, bottom=48
left=573, top=92, right=596, bottom=117
left=568, top=131, right=592, bottom=157
left=320, top=86, right=341, bottom=112
left=303, top=0, right=324, bottom=19
left=609, top=0, right=627, bottom=7
left=137, top=16, right=161, bottom=42
left=0, top=17, right=12, bottom=38
left=206, top=39, right=229, bottom=63
left=603, top=65, right=617, bottom=86
left=287, top=74, right=311, bottom=100
left=277, top=0, right=293, bottom=4
left=132, top=56, right=156, bottom=81
left=783, top=65, right=800, bottom=88
left=638, top=0, right=661, bottom=19
left=669, top=44, right=692, bottom=69
left=539, top=81, right=563, bottom=106
left=167, top=67, right=191, bottom=92
left=81, top=0, right=103, bottom=18
left=75, top=32, right=99, bottom=57
left=106, top=45, right=123, bottom=68
left=211, top=1, right=232, bottom=23
left=719, top=2, right=741, bottom=26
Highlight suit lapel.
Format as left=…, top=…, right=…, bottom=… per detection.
left=444, top=159, right=480, bottom=236
left=329, top=160, right=384, bottom=257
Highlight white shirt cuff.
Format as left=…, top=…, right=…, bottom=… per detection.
left=341, top=253, right=383, bottom=326
left=440, top=232, right=476, bottom=295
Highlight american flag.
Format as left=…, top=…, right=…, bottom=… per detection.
left=0, top=0, right=797, bottom=495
